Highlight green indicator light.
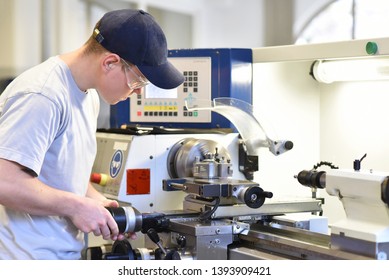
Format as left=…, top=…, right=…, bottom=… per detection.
left=366, top=41, right=378, bottom=55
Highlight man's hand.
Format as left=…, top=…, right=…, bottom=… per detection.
left=68, top=197, right=123, bottom=241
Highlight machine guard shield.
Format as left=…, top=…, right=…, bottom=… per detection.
left=185, top=97, right=292, bottom=156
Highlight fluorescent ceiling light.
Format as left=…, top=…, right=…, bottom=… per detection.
left=311, top=57, right=389, bottom=84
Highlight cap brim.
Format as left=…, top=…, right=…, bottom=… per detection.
left=138, top=61, right=184, bottom=90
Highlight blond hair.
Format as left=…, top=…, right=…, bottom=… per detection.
left=82, top=20, right=107, bottom=57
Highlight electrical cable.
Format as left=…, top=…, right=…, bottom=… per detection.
left=199, top=197, right=221, bottom=221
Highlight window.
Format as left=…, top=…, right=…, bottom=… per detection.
left=296, top=0, right=389, bottom=44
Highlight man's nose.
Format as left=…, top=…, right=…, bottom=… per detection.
left=133, top=88, right=142, bottom=95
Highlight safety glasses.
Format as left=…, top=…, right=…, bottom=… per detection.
left=121, top=59, right=149, bottom=90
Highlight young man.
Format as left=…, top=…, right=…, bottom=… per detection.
left=0, top=9, right=184, bottom=259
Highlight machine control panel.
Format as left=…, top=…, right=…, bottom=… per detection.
left=129, top=57, right=212, bottom=123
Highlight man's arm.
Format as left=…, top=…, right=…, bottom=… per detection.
left=0, top=158, right=121, bottom=241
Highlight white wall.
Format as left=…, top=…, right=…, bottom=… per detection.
left=192, top=0, right=264, bottom=48
left=320, top=80, right=389, bottom=171
left=252, top=60, right=321, bottom=206
left=0, top=0, right=41, bottom=76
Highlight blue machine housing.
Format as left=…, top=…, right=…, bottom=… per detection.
left=110, top=48, right=253, bottom=129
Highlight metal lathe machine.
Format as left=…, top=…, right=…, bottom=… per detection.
left=86, top=97, right=389, bottom=260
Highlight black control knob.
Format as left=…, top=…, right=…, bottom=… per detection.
left=244, top=186, right=273, bottom=209
left=284, top=141, right=294, bottom=150
left=147, top=228, right=167, bottom=255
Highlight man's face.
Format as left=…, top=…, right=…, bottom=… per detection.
left=98, top=60, right=145, bottom=105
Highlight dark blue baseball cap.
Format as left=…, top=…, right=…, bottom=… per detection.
left=93, top=9, right=184, bottom=89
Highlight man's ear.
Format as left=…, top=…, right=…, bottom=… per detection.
left=102, top=53, right=120, bottom=72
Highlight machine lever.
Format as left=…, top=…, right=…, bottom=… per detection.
left=354, top=153, right=367, bottom=171
left=147, top=228, right=167, bottom=255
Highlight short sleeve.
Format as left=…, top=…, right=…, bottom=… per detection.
left=0, top=92, right=63, bottom=175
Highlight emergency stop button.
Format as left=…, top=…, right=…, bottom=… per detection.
left=90, top=173, right=109, bottom=186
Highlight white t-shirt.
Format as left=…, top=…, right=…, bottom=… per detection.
left=0, top=56, right=100, bottom=259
